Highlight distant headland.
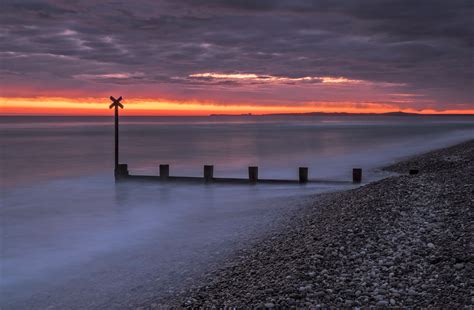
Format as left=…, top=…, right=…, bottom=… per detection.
left=209, top=111, right=469, bottom=117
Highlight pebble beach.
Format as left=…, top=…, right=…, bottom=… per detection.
left=147, top=140, right=473, bottom=308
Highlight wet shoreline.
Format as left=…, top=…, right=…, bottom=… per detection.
left=149, top=140, right=473, bottom=308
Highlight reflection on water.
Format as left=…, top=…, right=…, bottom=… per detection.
left=2, top=115, right=474, bottom=186
left=1, top=115, right=473, bottom=309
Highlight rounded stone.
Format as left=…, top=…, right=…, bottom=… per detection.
left=454, top=263, right=464, bottom=270
left=376, top=300, right=389, bottom=306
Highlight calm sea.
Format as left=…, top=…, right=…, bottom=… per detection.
left=1, top=115, right=473, bottom=309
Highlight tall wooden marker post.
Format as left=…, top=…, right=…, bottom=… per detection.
left=109, top=96, right=128, bottom=179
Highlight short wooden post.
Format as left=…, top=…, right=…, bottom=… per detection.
left=409, top=169, right=419, bottom=175
left=204, top=165, right=214, bottom=181
left=299, top=167, right=308, bottom=183
left=115, top=163, right=129, bottom=179
left=160, top=164, right=169, bottom=179
left=248, top=166, right=258, bottom=182
left=353, top=168, right=362, bottom=183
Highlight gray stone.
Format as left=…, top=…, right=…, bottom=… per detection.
left=376, top=300, right=389, bottom=306
left=454, top=263, right=464, bottom=270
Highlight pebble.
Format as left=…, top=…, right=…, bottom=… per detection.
left=454, top=263, right=464, bottom=270
left=299, top=285, right=312, bottom=292
left=408, top=289, right=417, bottom=296
left=376, top=300, right=389, bottom=306
left=375, top=295, right=385, bottom=301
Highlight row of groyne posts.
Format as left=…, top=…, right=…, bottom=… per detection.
left=116, top=163, right=363, bottom=184
left=110, top=96, right=367, bottom=185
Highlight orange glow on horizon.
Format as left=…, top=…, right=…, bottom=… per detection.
left=1, top=97, right=473, bottom=116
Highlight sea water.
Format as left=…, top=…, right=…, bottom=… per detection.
left=1, top=115, right=473, bottom=308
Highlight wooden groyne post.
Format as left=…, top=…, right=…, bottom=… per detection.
left=160, top=164, right=170, bottom=179
left=109, top=96, right=124, bottom=178
left=204, top=165, right=214, bottom=181
left=299, top=167, right=308, bottom=183
left=248, top=166, right=258, bottom=182
left=116, top=164, right=129, bottom=178
left=352, top=168, right=362, bottom=183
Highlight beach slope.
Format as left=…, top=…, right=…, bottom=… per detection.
left=149, top=140, right=473, bottom=308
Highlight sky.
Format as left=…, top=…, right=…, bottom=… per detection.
left=0, top=0, right=473, bottom=115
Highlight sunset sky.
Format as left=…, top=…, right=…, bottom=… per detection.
left=1, top=0, right=473, bottom=115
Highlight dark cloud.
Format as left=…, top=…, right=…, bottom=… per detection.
left=0, top=0, right=472, bottom=108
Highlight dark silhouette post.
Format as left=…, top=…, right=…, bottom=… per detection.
left=248, top=166, right=258, bottom=182
left=204, top=165, right=214, bottom=182
left=109, top=96, right=124, bottom=175
left=299, top=167, right=308, bottom=183
left=159, top=164, right=170, bottom=179
left=116, top=164, right=129, bottom=178
left=352, top=168, right=362, bottom=183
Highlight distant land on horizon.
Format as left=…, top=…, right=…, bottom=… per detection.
left=208, top=111, right=474, bottom=117
left=2, top=111, right=474, bottom=118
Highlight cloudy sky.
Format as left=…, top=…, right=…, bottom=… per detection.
left=1, top=0, right=473, bottom=114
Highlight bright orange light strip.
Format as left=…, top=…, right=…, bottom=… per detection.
left=188, top=73, right=362, bottom=84
left=0, top=97, right=473, bottom=115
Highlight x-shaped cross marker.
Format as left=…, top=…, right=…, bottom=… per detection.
left=109, top=96, right=124, bottom=109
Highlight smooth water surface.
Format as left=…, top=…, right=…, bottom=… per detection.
left=1, top=115, right=473, bottom=309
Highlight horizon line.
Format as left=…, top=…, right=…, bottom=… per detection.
left=2, top=111, right=474, bottom=117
